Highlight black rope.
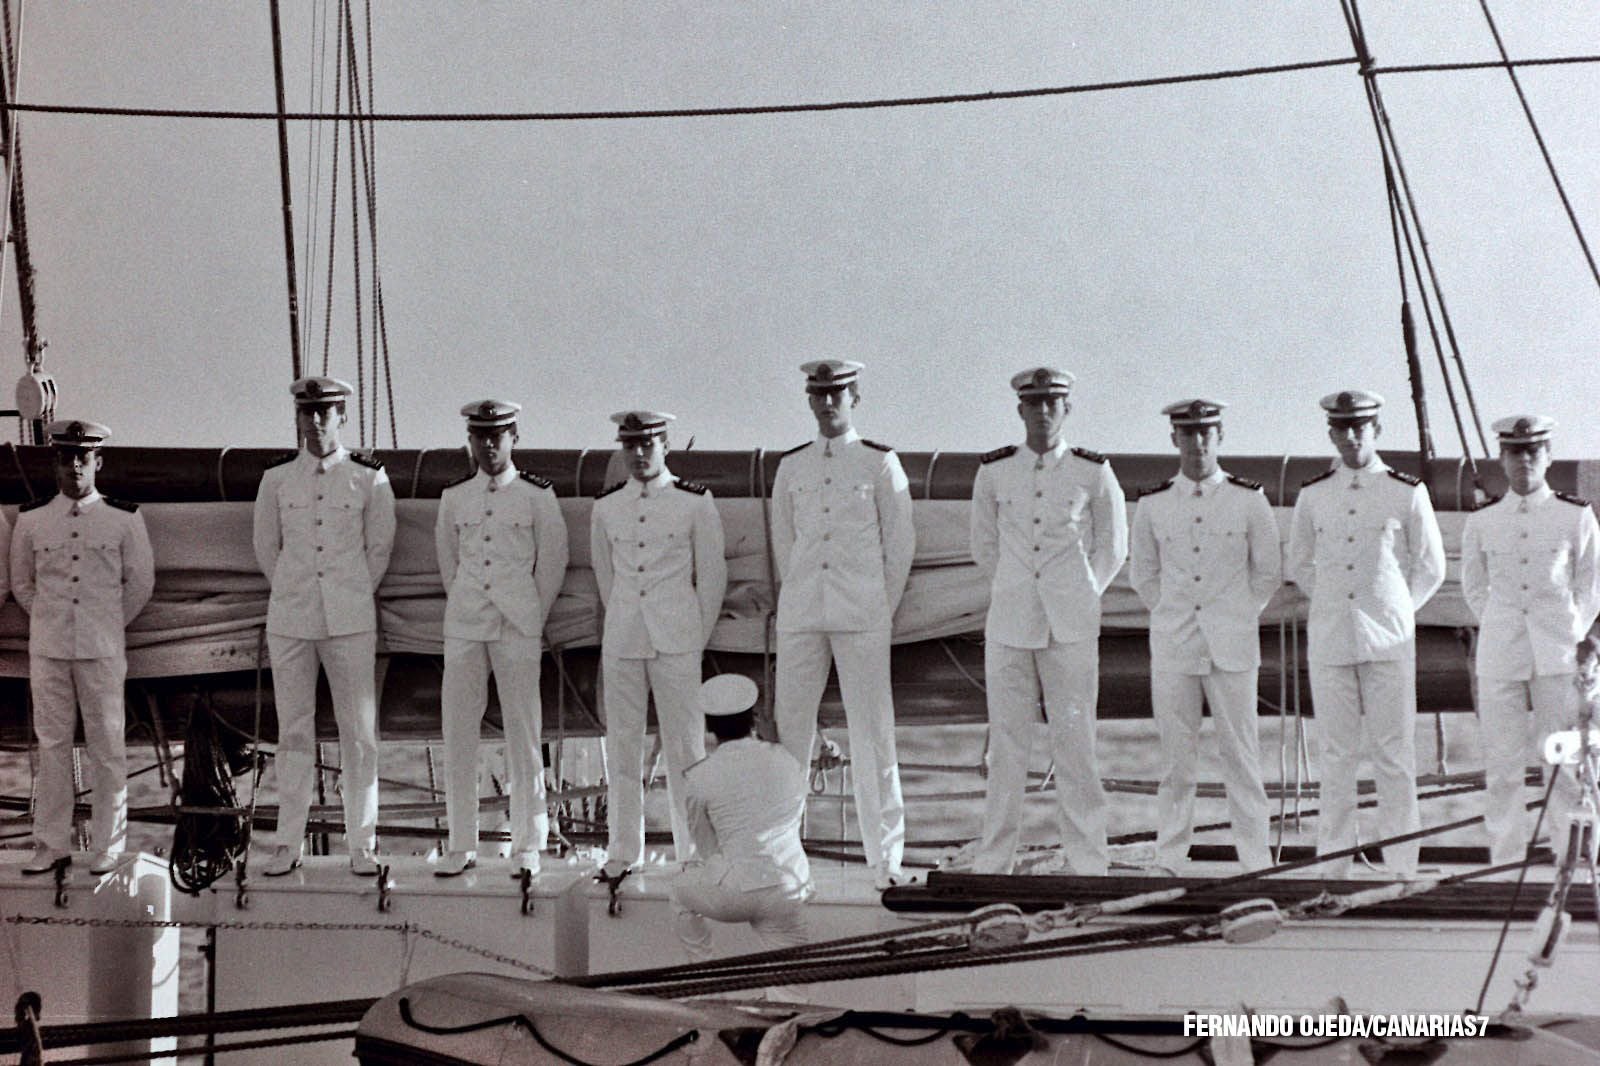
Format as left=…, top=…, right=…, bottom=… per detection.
left=36, top=1028, right=356, bottom=1066
left=1474, top=0, right=1600, bottom=295
left=1090, top=1032, right=1208, bottom=1058
left=0, top=56, right=1358, bottom=123
left=807, top=1013, right=953, bottom=1047
left=398, top=997, right=698, bottom=1066
left=1372, top=54, right=1600, bottom=74
left=168, top=704, right=253, bottom=895
left=1472, top=767, right=1558, bottom=1014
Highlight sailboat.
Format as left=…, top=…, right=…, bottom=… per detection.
left=3, top=4, right=1600, bottom=1064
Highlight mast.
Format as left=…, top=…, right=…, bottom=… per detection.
left=268, top=0, right=304, bottom=380
left=0, top=0, right=47, bottom=443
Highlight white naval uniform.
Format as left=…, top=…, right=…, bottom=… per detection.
left=670, top=737, right=812, bottom=961
left=1287, top=457, right=1445, bottom=877
left=591, top=470, right=726, bottom=866
left=252, top=447, right=396, bottom=854
left=770, top=429, right=915, bottom=872
left=11, top=492, right=155, bottom=856
left=1130, top=469, right=1280, bottom=870
left=1461, top=485, right=1600, bottom=864
left=436, top=466, right=568, bottom=859
left=970, top=441, right=1128, bottom=875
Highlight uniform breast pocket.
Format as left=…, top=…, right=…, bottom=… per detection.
left=85, top=538, right=123, bottom=582
left=279, top=492, right=315, bottom=535
left=1531, top=533, right=1572, bottom=584
left=787, top=483, right=816, bottom=531
left=1200, top=523, right=1247, bottom=564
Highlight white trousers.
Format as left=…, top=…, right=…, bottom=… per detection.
left=1477, top=674, right=1583, bottom=866
left=774, top=628, right=905, bottom=870
left=268, top=630, right=379, bottom=853
left=442, top=634, right=548, bottom=856
left=30, top=654, right=127, bottom=855
left=977, top=637, right=1108, bottom=875
left=602, top=651, right=705, bottom=866
left=1309, top=654, right=1420, bottom=878
left=670, top=872, right=810, bottom=960
left=1152, top=667, right=1272, bottom=871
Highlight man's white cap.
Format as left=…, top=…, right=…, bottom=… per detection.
left=700, top=674, right=759, bottom=717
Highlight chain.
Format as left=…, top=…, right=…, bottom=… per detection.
left=3, top=914, right=555, bottom=977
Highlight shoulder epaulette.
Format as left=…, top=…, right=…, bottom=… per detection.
left=1300, top=469, right=1336, bottom=488
left=350, top=452, right=384, bottom=471
left=104, top=497, right=139, bottom=513
left=594, top=481, right=626, bottom=500
left=1139, top=478, right=1174, bottom=499
left=18, top=495, right=53, bottom=512
left=980, top=445, right=1017, bottom=465
left=1555, top=490, right=1591, bottom=508
left=518, top=470, right=553, bottom=490
left=1386, top=469, right=1421, bottom=487
left=1474, top=493, right=1504, bottom=511
left=1071, top=446, right=1106, bottom=465
left=1226, top=473, right=1263, bottom=492
left=674, top=479, right=709, bottom=496
left=780, top=441, right=812, bottom=457
left=264, top=451, right=296, bottom=469
left=441, top=472, right=473, bottom=490
left=860, top=438, right=892, bottom=453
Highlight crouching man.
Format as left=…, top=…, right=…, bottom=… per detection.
left=670, top=675, right=812, bottom=986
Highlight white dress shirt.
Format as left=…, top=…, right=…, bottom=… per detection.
left=1286, top=456, right=1446, bottom=665
left=1130, top=468, right=1281, bottom=673
left=770, top=428, right=915, bottom=633
left=970, top=441, right=1129, bottom=649
left=1461, top=484, right=1600, bottom=679
left=253, top=447, right=397, bottom=639
left=11, top=491, right=155, bottom=658
left=435, top=466, right=568, bottom=642
left=590, top=469, right=726, bottom=657
left=683, top=737, right=812, bottom=894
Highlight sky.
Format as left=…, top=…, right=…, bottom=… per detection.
left=6, top=2, right=1599, bottom=460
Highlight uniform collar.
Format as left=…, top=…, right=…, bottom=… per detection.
left=64, top=490, right=103, bottom=515
left=476, top=465, right=518, bottom=489
left=1023, top=438, right=1069, bottom=466
left=1179, top=468, right=1227, bottom=496
left=1509, top=483, right=1554, bottom=510
left=299, top=445, right=349, bottom=473
left=1335, top=454, right=1389, bottom=485
left=631, top=469, right=675, bottom=497
left=817, top=427, right=860, bottom=454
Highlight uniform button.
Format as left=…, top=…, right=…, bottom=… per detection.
left=488, top=484, right=497, bottom=493
left=316, top=494, right=323, bottom=501
left=315, top=545, right=323, bottom=552
left=1520, top=558, right=1528, bottom=564
left=1520, top=532, right=1528, bottom=539
left=483, top=535, right=492, bottom=542
left=1348, top=508, right=1356, bottom=515
left=315, top=519, right=322, bottom=526
left=1194, top=604, right=1201, bottom=611
left=824, top=477, right=832, bottom=485
left=72, top=598, right=79, bottom=605
left=1347, top=536, right=1355, bottom=543
left=639, top=515, right=646, bottom=523
left=1033, top=518, right=1041, bottom=525
left=1034, top=490, right=1042, bottom=498
left=637, top=542, right=645, bottom=548
left=71, top=576, right=79, bottom=583
left=639, top=589, right=646, bottom=597
left=1194, top=517, right=1202, bottom=524
left=485, top=510, right=493, bottom=517
left=1193, top=575, right=1201, bottom=582
left=637, top=565, right=645, bottom=572
left=1346, top=564, right=1354, bottom=571
left=823, top=507, right=831, bottom=514
left=70, top=532, right=79, bottom=538
left=1521, top=584, right=1528, bottom=590
left=317, top=571, right=324, bottom=578
left=823, top=533, right=831, bottom=541
left=1347, top=592, right=1355, bottom=599
left=483, top=583, right=491, bottom=590
left=821, top=562, right=830, bottom=570
left=1192, top=546, right=1200, bottom=553
left=1033, top=572, right=1040, bottom=579
left=484, top=559, right=491, bottom=565
left=71, top=555, right=79, bottom=561
left=1032, top=545, right=1040, bottom=552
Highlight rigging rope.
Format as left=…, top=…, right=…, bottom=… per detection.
left=1474, top=0, right=1600, bottom=296
left=167, top=703, right=256, bottom=895
left=0, top=56, right=1361, bottom=123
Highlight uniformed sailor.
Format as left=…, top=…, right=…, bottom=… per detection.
left=1287, top=390, right=1445, bottom=878
left=671, top=674, right=812, bottom=977
left=433, top=400, right=568, bottom=877
left=770, top=360, right=915, bottom=889
left=1129, top=400, right=1279, bottom=871
left=252, top=377, right=396, bottom=877
left=1460, top=415, right=1600, bottom=865
left=591, top=410, right=726, bottom=871
left=970, top=368, right=1128, bottom=875
left=12, top=420, right=155, bottom=875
